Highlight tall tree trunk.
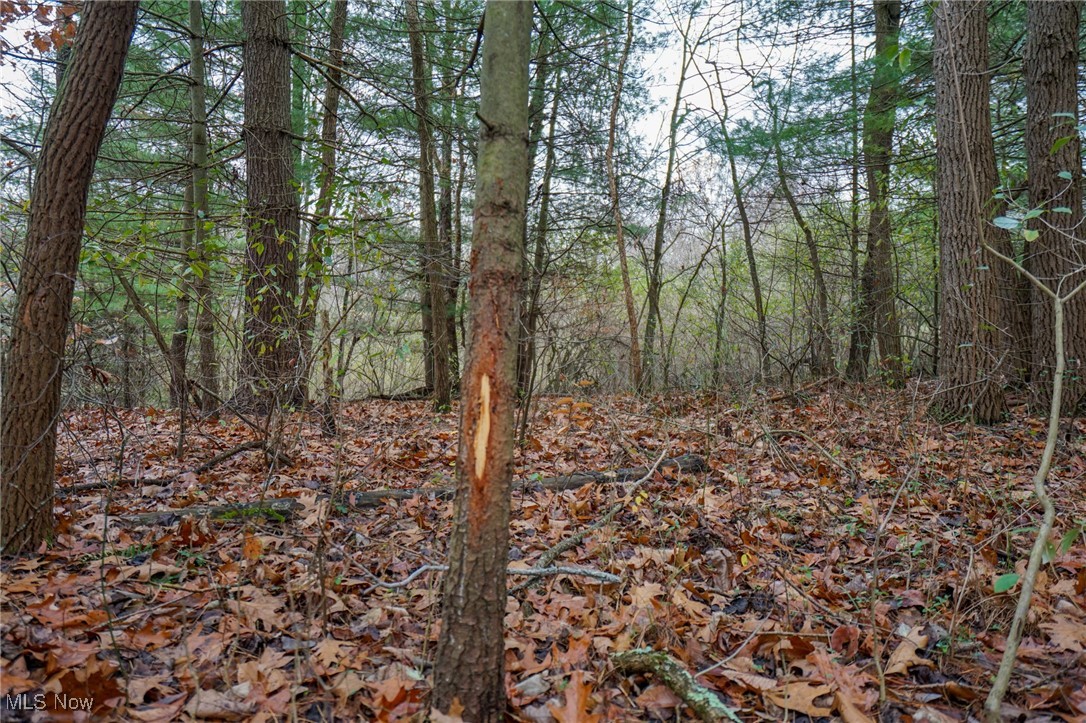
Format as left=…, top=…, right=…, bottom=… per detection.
left=643, top=30, right=690, bottom=390
left=438, top=1, right=459, bottom=385
left=519, top=68, right=561, bottom=405
left=408, top=0, right=451, bottom=408
left=170, top=182, right=194, bottom=405
left=1024, top=0, right=1085, bottom=410
left=0, top=0, right=138, bottom=555
left=297, top=0, right=347, bottom=405
left=931, top=0, right=1007, bottom=422
left=236, top=0, right=301, bottom=411
left=432, top=1, right=530, bottom=718
left=712, top=224, right=729, bottom=386
left=851, top=0, right=903, bottom=384
left=770, top=88, right=833, bottom=377
left=845, top=0, right=865, bottom=379
left=189, top=0, right=217, bottom=410
left=709, top=66, right=768, bottom=381
left=514, top=32, right=552, bottom=395
left=606, top=0, right=641, bottom=391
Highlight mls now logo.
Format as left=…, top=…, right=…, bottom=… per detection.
left=4, top=693, right=94, bottom=712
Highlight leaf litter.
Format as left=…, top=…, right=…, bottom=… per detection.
left=1, top=383, right=1085, bottom=721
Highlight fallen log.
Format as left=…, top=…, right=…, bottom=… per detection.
left=114, top=454, right=707, bottom=525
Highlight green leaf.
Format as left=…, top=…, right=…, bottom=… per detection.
left=993, top=216, right=1019, bottom=230
left=1059, top=527, right=1081, bottom=555
left=1024, top=208, right=1044, bottom=220
left=1050, top=136, right=1071, bottom=155
left=994, top=573, right=1020, bottom=593
left=1052, top=207, right=1072, bottom=214
left=1058, top=171, right=1073, bottom=180
left=1023, top=229, right=1039, bottom=242
left=898, top=46, right=912, bottom=71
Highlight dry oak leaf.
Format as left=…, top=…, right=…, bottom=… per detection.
left=548, top=670, right=601, bottom=723
left=1041, top=615, right=1086, bottom=652
left=184, top=688, right=257, bottom=720
left=765, top=682, right=834, bottom=717
left=885, top=626, right=935, bottom=675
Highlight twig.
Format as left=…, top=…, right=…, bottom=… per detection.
left=510, top=449, right=671, bottom=594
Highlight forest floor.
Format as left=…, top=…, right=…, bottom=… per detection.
left=2, top=382, right=1085, bottom=722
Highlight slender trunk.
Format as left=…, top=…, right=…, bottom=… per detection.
left=519, top=68, right=561, bottom=412
left=606, top=0, right=641, bottom=391
left=514, top=33, right=552, bottom=395
left=712, top=224, right=729, bottom=386
left=297, top=0, right=347, bottom=405
left=852, top=0, right=904, bottom=384
left=1, top=0, right=138, bottom=554
left=407, top=0, right=451, bottom=408
left=771, top=91, right=833, bottom=377
left=190, top=0, right=216, bottom=410
left=644, top=36, right=689, bottom=390
left=845, top=0, right=865, bottom=379
left=438, top=3, right=459, bottom=384
left=432, top=1, right=531, bottom=717
left=170, top=181, right=193, bottom=405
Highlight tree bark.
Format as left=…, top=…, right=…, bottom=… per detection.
left=770, top=88, right=833, bottom=377
left=849, top=0, right=903, bottom=384
left=1024, top=0, right=1085, bottom=411
left=236, top=0, right=302, bottom=411
left=408, top=0, right=451, bottom=409
left=931, top=0, right=1007, bottom=422
left=0, top=0, right=138, bottom=555
left=606, top=0, right=642, bottom=391
left=643, top=23, right=690, bottom=390
left=189, top=0, right=217, bottom=411
left=169, top=181, right=194, bottom=406
left=297, top=0, right=348, bottom=405
left=431, top=1, right=531, bottom=718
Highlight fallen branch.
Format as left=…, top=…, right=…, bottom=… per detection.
left=118, top=498, right=302, bottom=526
left=611, top=648, right=742, bottom=723
left=112, top=454, right=707, bottom=526
left=361, top=563, right=621, bottom=595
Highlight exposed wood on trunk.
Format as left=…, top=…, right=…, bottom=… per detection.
left=432, top=2, right=532, bottom=717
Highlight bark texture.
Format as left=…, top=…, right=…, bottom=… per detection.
left=407, top=0, right=452, bottom=408
left=932, top=0, right=1007, bottom=422
left=1024, top=0, right=1085, bottom=410
left=0, top=0, right=138, bottom=554
left=431, top=1, right=531, bottom=718
left=848, top=0, right=903, bottom=383
left=236, top=0, right=301, bottom=411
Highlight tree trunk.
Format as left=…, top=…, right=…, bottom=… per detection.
left=931, top=0, right=1007, bottom=422
left=431, top=1, right=531, bottom=718
left=851, top=0, right=903, bottom=384
left=297, top=0, right=347, bottom=405
left=1024, top=0, right=1085, bottom=410
left=643, top=32, right=689, bottom=390
left=236, top=0, right=301, bottom=411
left=170, top=182, right=194, bottom=406
left=408, top=0, right=451, bottom=408
left=189, top=0, right=217, bottom=411
left=438, top=2, right=460, bottom=386
left=606, top=0, right=641, bottom=391
left=0, top=0, right=138, bottom=555
left=770, top=88, right=833, bottom=377
left=845, top=0, right=865, bottom=380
